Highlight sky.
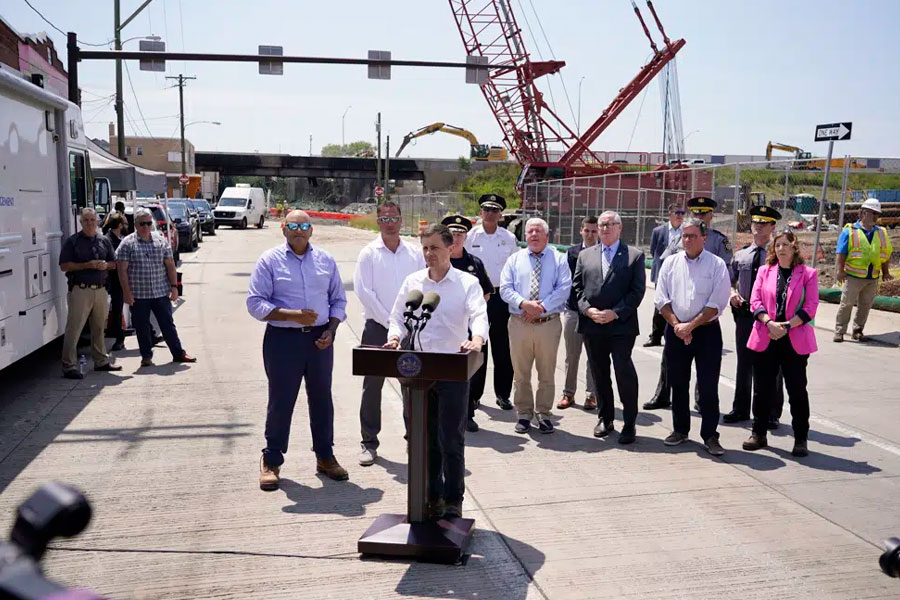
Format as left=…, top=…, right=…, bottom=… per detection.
left=4, top=0, right=900, bottom=160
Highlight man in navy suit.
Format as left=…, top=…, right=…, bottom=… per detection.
left=644, top=204, right=684, bottom=347
left=573, top=211, right=646, bottom=444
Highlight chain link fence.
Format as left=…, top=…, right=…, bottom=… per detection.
left=392, top=192, right=478, bottom=235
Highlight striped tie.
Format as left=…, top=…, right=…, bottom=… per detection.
left=529, top=253, right=542, bottom=300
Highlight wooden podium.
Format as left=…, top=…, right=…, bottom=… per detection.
left=352, top=345, right=484, bottom=563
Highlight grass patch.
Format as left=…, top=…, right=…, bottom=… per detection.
left=348, top=212, right=379, bottom=232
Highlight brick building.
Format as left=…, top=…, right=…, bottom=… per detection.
left=0, top=15, right=68, bottom=98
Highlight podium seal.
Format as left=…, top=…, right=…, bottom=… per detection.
left=397, top=353, right=422, bottom=377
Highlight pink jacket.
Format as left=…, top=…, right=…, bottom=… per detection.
left=747, top=263, right=819, bottom=355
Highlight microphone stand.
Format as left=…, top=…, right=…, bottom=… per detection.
left=402, top=312, right=421, bottom=351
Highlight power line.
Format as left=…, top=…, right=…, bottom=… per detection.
left=526, top=0, right=578, bottom=130
left=20, top=0, right=109, bottom=46
left=123, top=60, right=155, bottom=139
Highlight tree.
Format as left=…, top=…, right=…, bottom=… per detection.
left=455, top=164, right=522, bottom=209
left=321, top=140, right=375, bottom=157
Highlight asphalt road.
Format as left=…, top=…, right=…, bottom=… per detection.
left=1, top=222, right=898, bottom=599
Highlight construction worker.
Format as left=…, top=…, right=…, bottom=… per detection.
left=644, top=196, right=731, bottom=411
left=723, top=205, right=785, bottom=427
left=834, top=197, right=894, bottom=342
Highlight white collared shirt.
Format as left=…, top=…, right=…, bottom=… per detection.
left=654, top=249, right=731, bottom=322
left=667, top=223, right=682, bottom=247
left=353, top=236, right=425, bottom=328
left=465, top=224, right=518, bottom=286
left=388, top=266, right=489, bottom=354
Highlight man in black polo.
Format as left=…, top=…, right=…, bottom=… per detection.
left=59, top=208, right=122, bottom=379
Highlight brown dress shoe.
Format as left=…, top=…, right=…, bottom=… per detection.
left=742, top=432, right=767, bottom=451
left=259, top=457, right=280, bottom=491
left=173, top=352, right=197, bottom=363
left=316, top=456, right=349, bottom=481
left=583, top=395, right=598, bottom=411
left=557, top=394, right=574, bottom=409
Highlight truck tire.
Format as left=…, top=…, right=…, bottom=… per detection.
left=240, top=218, right=247, bottom=230
left=257, top=215, right=265, bottom=229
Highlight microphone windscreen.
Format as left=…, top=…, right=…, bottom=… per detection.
left=404, top=289, right=424, bottom=309
left=421, top=291, right=441, bottom=312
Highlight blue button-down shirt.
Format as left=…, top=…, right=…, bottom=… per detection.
left=246, top=242, right=347, bottom=328
left=500, top=245, right=571, bottom=315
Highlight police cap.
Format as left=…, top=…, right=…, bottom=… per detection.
left=688, top=196, right=717, bottom=213
left=441, top=214, right=473, bottom=234
left=750, top=204, right=782, bottom=223
left=478, top=194, right=506, bottom=211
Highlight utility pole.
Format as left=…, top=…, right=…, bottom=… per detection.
left=166, top=74, right=197, bottom=198
left=384, top=135, right=390, bottom=194
left=113, top=0, right=156, bottom=159
left=375, top=112, right=382, bottom=189
left=309, top=134, right=313, bottom=155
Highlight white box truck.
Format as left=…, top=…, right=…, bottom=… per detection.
left=0, top=69, right=109, bottom=371
left=213, top=184, right=268, bottom=229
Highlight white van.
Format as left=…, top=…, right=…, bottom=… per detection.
left=213, top=184, right=268, bottom=229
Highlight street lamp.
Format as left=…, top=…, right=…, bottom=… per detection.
left=185, top=120, right=222, bottom=127
left=681, top=129, right=700, bottom=145
left=342, top=105, right=352, bottom=155
left=577, top=76, right=586, bottom=137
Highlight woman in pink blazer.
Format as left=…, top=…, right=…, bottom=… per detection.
left=743, top=229, right=819, bottom=457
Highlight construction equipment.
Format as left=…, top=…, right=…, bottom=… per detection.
left=394, top=122, right=508, bottom=161
left=449, top=0, right=686, bottom=205
left=765, top=141, right=865, bottom=170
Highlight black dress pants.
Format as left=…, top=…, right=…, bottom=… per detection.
left=665, top=321, right=722, bottom=441
left=751, top=337, right=810, bottom=441
left=584, top=334, right=638, bottom=429
left=487, top=293, right=513, bottom=400
left=733, top=315, right=784, bottom=417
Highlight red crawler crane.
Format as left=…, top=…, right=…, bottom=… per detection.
left=448, top=0, right=686, bottom=200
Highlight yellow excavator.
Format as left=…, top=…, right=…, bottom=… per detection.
left=395, top=122, right=508, bottom=161
left=765, top=141, right=865, bottom=170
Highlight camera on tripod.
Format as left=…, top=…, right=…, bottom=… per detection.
left=0, top=482, right=103, bottom=600
left=882, top=537, right=900, bottom=580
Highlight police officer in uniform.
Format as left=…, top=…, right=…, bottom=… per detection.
left=465, top=194, right=518, bottom=411
left=724, top=205, right=785, bottom=425
left=444, top=214, right=494, bottom=433
left=644, top=196, right=732, bottom=411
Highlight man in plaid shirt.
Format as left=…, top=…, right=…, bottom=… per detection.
left=116, top=208, right=196, bottom=367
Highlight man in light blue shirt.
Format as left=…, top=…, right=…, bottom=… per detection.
left=247, top=210, right=348, bottom=491
left=500, top=218, right=571, bottom=434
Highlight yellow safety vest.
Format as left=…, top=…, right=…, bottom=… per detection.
left=844, top=223, right=891, bottom=279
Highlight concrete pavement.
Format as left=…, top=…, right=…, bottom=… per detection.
left=1, top=223, right=898, bottom=599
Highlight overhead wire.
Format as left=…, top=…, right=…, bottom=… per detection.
left=526, top=0, right=579, bottom=130
left=20, top=0, right=109, bottom=46
left=514, top=0, right=558, bottom=116
left=123, top=60, right=156, bottom=139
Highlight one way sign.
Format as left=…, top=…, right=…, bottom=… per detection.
left=815, top=122, right=852, bottom=142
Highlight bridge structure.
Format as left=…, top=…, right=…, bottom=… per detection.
left=195, top=152, right=426, bottom=181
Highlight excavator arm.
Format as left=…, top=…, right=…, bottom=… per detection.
left=395, top=122, right=485, bottom=157
left=766, top=141, right=804, bottom=161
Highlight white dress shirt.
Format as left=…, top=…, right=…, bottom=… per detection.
left=500, top=245, right=571, bottom=315
left=353, top=236, right=425, bottom=328
left=388, top=266, right=489, bottom=354
left=465, top=224, right=518, bottom=286
left=654, top=249, right=731, bottom=323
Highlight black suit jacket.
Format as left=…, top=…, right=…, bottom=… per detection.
left=565, top=243, right=587, bottom=311
left=573, top=242, right=646, bottom=338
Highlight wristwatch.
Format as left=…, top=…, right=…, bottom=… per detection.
left=170, top=284, right=178, bottom=289
left=783, top=322, right=792, bottom=330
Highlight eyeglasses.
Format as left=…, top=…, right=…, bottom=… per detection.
left=137, top=221, right=153, bottom=227
left=377, top=216, right=400, bottom=224
left=674, top=210, right=686, bottom=216
left=284, top=222, right=312, bottom=232
left=598, top=222, right=619, bottom=228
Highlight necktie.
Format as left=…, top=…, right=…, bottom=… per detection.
left=603, top=247, right=612, bottom=278
left=751, top=246, right=763, bottom=281
left=529, top=253, right=542, bottom=300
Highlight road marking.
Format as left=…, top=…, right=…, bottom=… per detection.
left=635, top=345, right=900, bottom=459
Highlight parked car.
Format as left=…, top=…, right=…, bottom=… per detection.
left=124, top=202, right=181, bottom=264
left=167, top=201, right=201, bottom=252
left=214, top=184, right=268, bottom=229
left=187, top=199, right=216, bottom=235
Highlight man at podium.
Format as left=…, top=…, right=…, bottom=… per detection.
left=383, top=224, right=489, bottom=519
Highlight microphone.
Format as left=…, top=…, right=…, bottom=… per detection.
left=404, top=289, right=424, bottom=311
left=420, top=291, right=441, bottom=319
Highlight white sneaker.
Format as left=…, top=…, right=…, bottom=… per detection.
left=358, top=446, right=377, bottom=466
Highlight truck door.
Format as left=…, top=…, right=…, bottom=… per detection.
left=69, top=151, right=87, bottom=230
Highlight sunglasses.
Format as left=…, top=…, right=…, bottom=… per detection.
left=377, top=216, right=400, bottom=224
left=482, top=207, right=501, bottom=213
left=776, top=228, right=796, bottom=241
left=137, top=221, right=153, bottom=227
left=674, top=210, right=686, bottom=216
left=284, top=222, right=312, bottom=232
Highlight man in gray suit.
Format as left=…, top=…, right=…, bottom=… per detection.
left=573, top=211, right=646, bottom=444
left=644, top=204, right=685, bottom=347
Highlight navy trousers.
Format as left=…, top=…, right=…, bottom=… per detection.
left=132, top=296, right=184, bottom=360
left=262, top=325, right=335, bottom=466
left=426, top=381, right=469, bottom=504
left=665, top=321, right=722, bottom=442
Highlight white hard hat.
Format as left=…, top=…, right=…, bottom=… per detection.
left=861, top=198, right=882, bottom=213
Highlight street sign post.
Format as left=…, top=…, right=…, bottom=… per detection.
left=179, top=174, right=190, bottom=185
left=812, top=121, right=852, bottom=270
